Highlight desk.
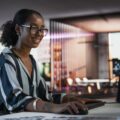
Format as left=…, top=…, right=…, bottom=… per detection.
left=0, top=102, right=120, bottom=120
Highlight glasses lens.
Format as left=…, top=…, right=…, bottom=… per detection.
left=30, top=26, right=48, bottom=36
left=42, top=29, right=48, bottom=36
left=30, top=26, right=38, bottom=34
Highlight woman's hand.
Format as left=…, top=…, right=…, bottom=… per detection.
left=52, top=101, right=88, bottom=115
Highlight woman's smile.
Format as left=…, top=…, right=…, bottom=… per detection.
left=32, top=37, right=42, bottom=44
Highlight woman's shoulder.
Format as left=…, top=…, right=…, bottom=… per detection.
left=1, top=48, right=17, bottom=64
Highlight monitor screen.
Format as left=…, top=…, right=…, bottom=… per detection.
left=112, top=58, right=120, bottom=76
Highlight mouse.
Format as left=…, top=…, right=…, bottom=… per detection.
left=61, top=108, right=88, bottom=115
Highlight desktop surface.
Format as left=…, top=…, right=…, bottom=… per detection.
left=0, top=101, right=120, bottom=120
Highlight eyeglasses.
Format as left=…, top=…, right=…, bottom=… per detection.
left=21, top=24, right=48, bottom=36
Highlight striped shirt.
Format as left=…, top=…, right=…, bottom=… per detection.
left=0, top=48, right=52, bottom=113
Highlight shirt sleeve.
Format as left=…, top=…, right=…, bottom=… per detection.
left=0, top=59, right=35, bottom=112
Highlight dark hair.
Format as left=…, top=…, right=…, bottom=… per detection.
left=0, top=9, right=43, bottom=47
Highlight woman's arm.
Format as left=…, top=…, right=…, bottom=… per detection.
left=0, top=60, right=35, bottom=112
left=25, top=98, right=88, bottom=114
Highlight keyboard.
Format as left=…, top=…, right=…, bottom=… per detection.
left=86, top=101, right=106, bottom=110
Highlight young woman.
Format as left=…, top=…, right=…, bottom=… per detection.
left=0, top=9, right=88, bottom=114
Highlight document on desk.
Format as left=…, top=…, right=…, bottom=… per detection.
left=0, top=112, right=119, bottom=120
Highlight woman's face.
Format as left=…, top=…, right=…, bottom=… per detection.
left=17, top=14, right=47, bottom=48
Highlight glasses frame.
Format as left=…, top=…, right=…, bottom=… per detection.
left=21, top=24, right=48, bottom=36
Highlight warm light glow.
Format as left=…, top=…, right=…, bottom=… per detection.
left=78, top=91, right=82, bottom=95
left=96, top=82, right=101, bottom=90
left=75, top=77, right=81, bottom=84
left=67, top=78, right=73, bottom=86
left=83, top=77, right=88, bottom=82
left=50, top=32, right=94, bottom=39
left=88, top=86, right=92, bottom=94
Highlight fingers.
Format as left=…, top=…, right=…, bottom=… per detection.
left=65, top=101, right=88, bottom=115
left=75, top=101, right=88, bottom=111
left=68, top=102, right=79, bottom=114
left=66, top=106, right=73, bottom=114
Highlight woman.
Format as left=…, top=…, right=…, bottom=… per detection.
left=0, top=9, right=88, bottom=114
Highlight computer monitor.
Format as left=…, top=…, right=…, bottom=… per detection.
left=112, top=58, right=120, bottom=76
left=112, top=58, right=120, bottom=102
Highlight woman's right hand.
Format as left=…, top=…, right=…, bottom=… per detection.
left=52, top=101, right=88, bottom=115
